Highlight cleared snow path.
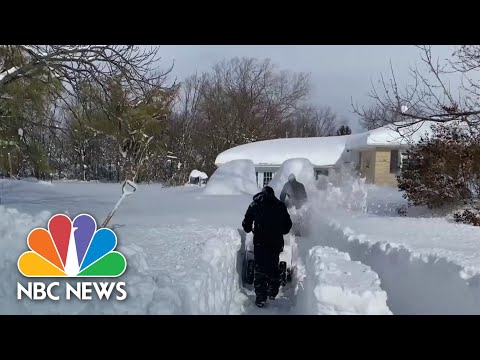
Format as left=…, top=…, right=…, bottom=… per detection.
left=237, top=229, right=391, bottom=315
left=310, top=208, right=480, bottom=315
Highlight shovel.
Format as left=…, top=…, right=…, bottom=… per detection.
left=101, top=180, right=137, bottom=228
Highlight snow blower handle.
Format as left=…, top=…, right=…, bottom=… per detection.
left=101, top=180, right=137, bottom=228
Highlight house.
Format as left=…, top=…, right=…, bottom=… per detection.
left=215, top=121, right=438, bottom=187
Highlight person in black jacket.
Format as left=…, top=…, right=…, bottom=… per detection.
left=280, top=174, right=308, bottom=209
left=242, top=186, right=293, bottom=307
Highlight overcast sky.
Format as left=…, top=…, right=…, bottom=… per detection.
left=157, top=45, right=455, bottom=132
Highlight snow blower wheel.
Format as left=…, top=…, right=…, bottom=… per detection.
left=286, top=267, right=293, bottom=282
left=279, top=261, right=287, bottom=287
left=246, top=260, right=255, bottom=285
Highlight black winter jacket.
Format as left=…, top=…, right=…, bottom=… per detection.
left=280, top=179, right=308, bottom=209
left=242, top=191, right=293, bottom=252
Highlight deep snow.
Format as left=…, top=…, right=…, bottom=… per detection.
left=0, top=178, right=392, bottom=315
left=268, top=158, right=316, bottom=196
left=3, top=162, right=480, bottom=314
left=203, top=159, right=258, bottom=196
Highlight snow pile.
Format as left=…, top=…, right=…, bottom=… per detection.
left=0, top=206, right=52, bottom=314
left=203, top=159, right=258, bottom=196
left=301, top=246, right=391, bottom=315
left=189, top=169, right=208, bottom=179
left=311, top=164, right=367, bottom=212
left=269, top=158, right=316, bottom=195
left=311, top=207, right=480, bottom=314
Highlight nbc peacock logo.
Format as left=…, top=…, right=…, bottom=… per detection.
left=18, top=213, right=127, bottom=278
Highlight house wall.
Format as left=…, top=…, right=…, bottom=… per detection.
left=373, top=148, right=397, bottom=186
left=359, top=150, right=376, bottom=183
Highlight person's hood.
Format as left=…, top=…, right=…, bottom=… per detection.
left=288, top=174, right=296, bottom=182
left=253, top=186, right=275, bottom=203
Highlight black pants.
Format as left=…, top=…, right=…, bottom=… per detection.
left=254, top=247, right=281, bottom=301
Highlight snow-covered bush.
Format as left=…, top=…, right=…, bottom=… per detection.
left=398, top=124, right=480, bottom=212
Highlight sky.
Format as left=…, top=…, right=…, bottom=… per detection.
left=156, top=45, right=456, bottom=132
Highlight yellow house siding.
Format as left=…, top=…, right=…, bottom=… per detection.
left=359, top=150, right=376, bottom=184
left=374, top=148, right=397, bottom=186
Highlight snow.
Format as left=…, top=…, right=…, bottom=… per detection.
left=189, top=169, right=208, bottom=179
left=0, top=178, right=391, bottom=314
left=18, top=128, right=23, bottom=137
left=3, top=162, right=480, bottom=314
left=215, top=136, right=349, bottom=167
left=268, top=158, right=316, bottom=195
left=303, top=169, right=480, bottom=314
left=301, top=246, right=391, bottom=315
left=214, top=121, right=463, bottom=168
left=0, top=66, right=18, bottom=82
left=203, top=159, right=258, bottom=196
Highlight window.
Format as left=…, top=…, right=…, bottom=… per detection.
left=315, top=169, right=328, bottom=179
left=263, top=172, right=273, bottom=186
left=390, top=150, right=399, bottom=174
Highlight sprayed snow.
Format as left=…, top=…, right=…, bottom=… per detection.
left=189, top=169, right=208, bottom=179
left=268, top=158, right=316, bottom=195
left=313, top=164, right=368, bottom=212
left=203, top=159, right=258, bottom=196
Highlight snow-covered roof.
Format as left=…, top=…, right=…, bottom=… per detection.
left=189, top=169, right=208, bottom=179
left=346, top=121, right=438, bottom=150
left=216, top=136, right=349, bottom=167
left=215, top=121, right=448, bottom=167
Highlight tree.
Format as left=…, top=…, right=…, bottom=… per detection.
left=336, top=125, right=352, bottom=136
left=66, top=77, right=177, bottom=182
left=397, top=123, right=480, bottom=209
left=284, top=105, right=339, bottom=137
left=353, top=46, right=480, bottom=134
left=189, top=57, right=310, bottom=174
left=0, top=48, right=61, bottom=178
left=0, top=45, right=168, bottom=95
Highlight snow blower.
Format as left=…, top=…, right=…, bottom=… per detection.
left=242, top=232, right=293, bottom=288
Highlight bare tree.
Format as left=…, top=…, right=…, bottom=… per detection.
left=0, top=46, right=170, bottom=94
left=192, top=57, right=309, bottom=173
left=285, top=105, right=339, bottom=137
left=353, top=46, right=480, bottom=133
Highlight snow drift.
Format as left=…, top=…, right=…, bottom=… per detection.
left=269, top=158, right=315, bottom=196
left=203, top=159, right=258, bottom=196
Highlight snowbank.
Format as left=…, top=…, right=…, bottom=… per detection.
left=301, top=246, right=391, bottom=315
left=311, top=208, right=480, bottom=314
left=0, top=206, right=52, bottom=314
left=269, top=158, right=316, bottom=195
left=203, top=159, right=258, bottom=196
left=0, top=204, right=246, bottom=314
